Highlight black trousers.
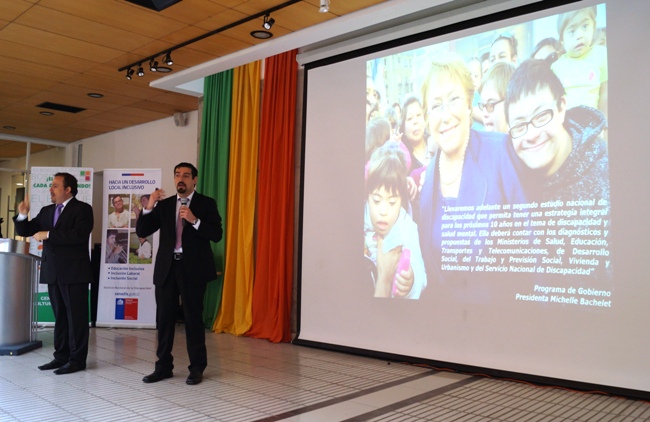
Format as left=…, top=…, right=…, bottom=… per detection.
left=48, top=282, right=89, bottom=365
left=154, top=259, right=207, bottom=373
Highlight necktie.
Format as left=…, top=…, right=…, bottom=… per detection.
left=175, top=200, right=183, bottom=250
left=53, top=204, right=63, bottom=226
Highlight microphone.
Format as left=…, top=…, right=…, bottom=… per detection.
left=180, top=197, right=188, bottom=226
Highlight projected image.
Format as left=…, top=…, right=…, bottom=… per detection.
left=365, top=4, right=611, bottom=306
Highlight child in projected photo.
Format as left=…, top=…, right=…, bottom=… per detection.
left=551, top=6, right=607, bottom=119
left=366, top=116, right=417, bottom=206
left=505, top=59, right=609, bottom=203
left=364, top=141, right=426, bottom=299
left=478, top=61, right=516, bottom=134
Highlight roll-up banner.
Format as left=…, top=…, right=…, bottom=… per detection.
left=96, top=169, right=161, bottom=328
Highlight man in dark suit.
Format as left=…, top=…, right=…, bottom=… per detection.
left=14, top=172, right=93, bottom=375
left=137, top=162, right=222, bottom=385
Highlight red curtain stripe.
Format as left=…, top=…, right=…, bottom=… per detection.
left=247, top=50, right=298, bottom=342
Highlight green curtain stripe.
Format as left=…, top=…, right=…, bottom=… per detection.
left=198, top=70, right=233, bottom=328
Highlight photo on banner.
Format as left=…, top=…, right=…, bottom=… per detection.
left=96, top=169, right=161, bottom=328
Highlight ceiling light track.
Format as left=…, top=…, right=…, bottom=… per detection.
left=118, top=0, right=300, bottom=76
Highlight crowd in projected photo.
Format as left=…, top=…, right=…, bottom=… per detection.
left=363, top=4, right=612, bottom=303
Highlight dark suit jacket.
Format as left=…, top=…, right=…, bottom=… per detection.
left=136, top=192, right=222, bottom=286
left=14, top=197, right=94, bottom=285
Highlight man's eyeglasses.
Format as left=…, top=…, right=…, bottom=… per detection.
left=509, top=109, right=554, bottom=139
left=478, top=99, right=504, bottom=113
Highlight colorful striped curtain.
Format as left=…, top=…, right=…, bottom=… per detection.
left=246, top=50, right=298, bottom=342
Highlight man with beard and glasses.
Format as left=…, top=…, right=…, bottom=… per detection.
left=136, top=162, right=222, bottom=386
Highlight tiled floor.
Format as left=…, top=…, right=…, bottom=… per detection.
left=1, top=326, right=649, bottom=421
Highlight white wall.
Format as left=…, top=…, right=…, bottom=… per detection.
left=78, top=111, right=199, bottom=180
left=75, top=111, right=200, bottom=243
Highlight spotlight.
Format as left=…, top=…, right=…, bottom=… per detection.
left=319, top=0, right=329, bottom=13
left=163, top=52, right=173, bottom=66
left=137, top=64, right=145, bottom=77
left=126, top=68, right=134, bottom=80
left=149, top=59, right=158, bottom=72
left=262, top=14, right=275, bottom=30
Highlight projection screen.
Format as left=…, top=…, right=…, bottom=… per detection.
left=296, top=0, right=650, bottom=398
